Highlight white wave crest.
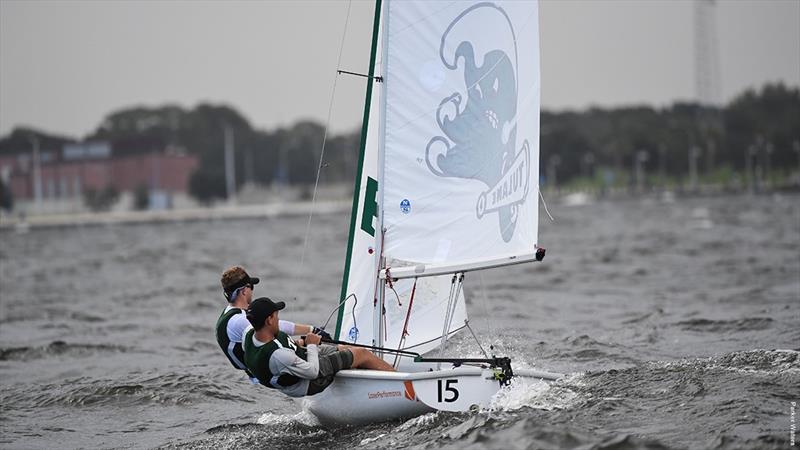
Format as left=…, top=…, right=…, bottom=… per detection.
left=359, top=433, right=387, bottom=446
left=395, top=412, right=440, bottom=432
left=256, top=409, right=320, bottom=427
left=487, top=376, right=579, bottom=412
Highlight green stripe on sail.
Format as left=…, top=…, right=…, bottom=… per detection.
left=335, top=0, right=383, bottom=340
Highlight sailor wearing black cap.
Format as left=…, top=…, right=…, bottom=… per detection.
left=243, top=297, right=395, bottom=397
left=215, top=265, right=330, bottom=382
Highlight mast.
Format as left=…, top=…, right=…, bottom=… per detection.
left=335, top=0, right=384, bottom=340
left=373, top=0, right=392, bottom=352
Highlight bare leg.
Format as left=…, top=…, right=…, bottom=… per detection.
left=349, top=348, right=395, bottom=372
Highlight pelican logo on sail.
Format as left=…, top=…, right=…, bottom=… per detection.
left=425, top=2, right=530, bottom=242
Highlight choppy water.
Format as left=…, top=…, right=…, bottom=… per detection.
left=1, top=193, right=798, bottom=449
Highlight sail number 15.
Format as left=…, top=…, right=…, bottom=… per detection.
left=437, top=379, right=459, bottom=403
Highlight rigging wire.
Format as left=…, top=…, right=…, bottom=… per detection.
left=392, top=277, right=418, bottom=367
left=299, top=0, right=354, bottom=269
left=539, top=187, right=555, bottom=222
left=446, top=274, right=464, bottom=342
left=322, top=293, right=357, bottom=331
left=464, top=318, right=490, bottom=359
left=438, top=273, right=463, bottom=367
left=478, top=271, right=496, bottom=352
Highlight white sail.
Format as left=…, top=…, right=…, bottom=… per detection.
left=310, top=1, right=556, bottom=425
left=336, top=1, right=468, bottom=351
left=380, top=1, right=541, bottom=269
left=338, top=0, right=540, bottom=352
left=335, top=3, right=384, bottom=347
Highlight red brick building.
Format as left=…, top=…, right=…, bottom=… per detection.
left=0, top=141, right=198, bottom=203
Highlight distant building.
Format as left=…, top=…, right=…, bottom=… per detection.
left=0, top=140, right=198, bottom=208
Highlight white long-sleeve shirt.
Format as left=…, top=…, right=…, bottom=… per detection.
left=221, top=305, right=300, bottom=383
left=224, top=305, right=299, bottom=345
left=250, top=334, right=319, bottom=397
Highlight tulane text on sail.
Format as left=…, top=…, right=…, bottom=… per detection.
left=476, top=142, right=530, bottom=219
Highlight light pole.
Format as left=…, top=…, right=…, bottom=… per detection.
left=754, top=135, right=765, bottom=192
left=581, top=152, right=595, bottom=179
left=29, top=135, right=43, bottom=209
left=688, top=145, right=701, bottom=193
left=224, top=125, right=236, bottom=203
left=547, top=155, right=561, bottom=192
left=635, top=150, right=649, bottom=194
left=764, top=142, right=773, bottom=189
left=745, top=144, right=757, bottom=193
left=705, top=137, right=716, bottom=178
left=793, top=140, right=800, bottom=187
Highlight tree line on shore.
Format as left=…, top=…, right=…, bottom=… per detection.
left=0, top=82, right=797, bottom=206
left=540, top=82, right=798, bottom=192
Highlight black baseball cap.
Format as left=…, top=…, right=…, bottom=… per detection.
left=221, top=266, right=260, bottom=301
left=246, top=297, right=286, bottom=330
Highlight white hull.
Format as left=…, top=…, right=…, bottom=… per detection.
left=303, top=364, right=561, bottom=426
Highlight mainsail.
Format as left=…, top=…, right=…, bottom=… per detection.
left=336, top=0, right=540, bottom=355
left=382, top=1, right=541, bottom=269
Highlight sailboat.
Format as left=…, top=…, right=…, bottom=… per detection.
left=304, top=0, right=560, bottom=425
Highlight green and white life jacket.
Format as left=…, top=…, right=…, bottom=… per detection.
left=215, top=307, right=250, bottom=373
left=243, top=329, right=307, bottom=389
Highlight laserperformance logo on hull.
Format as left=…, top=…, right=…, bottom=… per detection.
left=425, top=2, right=530, bottom=243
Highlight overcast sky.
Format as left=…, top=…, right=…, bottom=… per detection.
left=1, top=0, right=798, bottom=139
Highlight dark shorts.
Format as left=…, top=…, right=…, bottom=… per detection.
left=306, top=345, right=353, bottom=396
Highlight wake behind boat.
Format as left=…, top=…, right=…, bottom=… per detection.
left=304, top=0, right=558, bottom=424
